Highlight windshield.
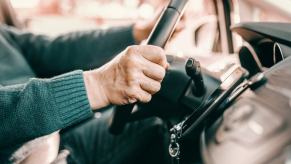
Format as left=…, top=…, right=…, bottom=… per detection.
left=9, top=0, right=291, bottom=56
left=235, top=0, right=291, bottom=23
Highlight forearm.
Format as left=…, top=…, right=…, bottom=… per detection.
left=2, top=25, right=136, bottom=77
left=0, top=71, right=93, bottom=148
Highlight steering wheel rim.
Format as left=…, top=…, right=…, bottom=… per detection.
left=109, top=0, right=189, bottom=135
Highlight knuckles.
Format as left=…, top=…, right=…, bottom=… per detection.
left=119, top=45, right=166, bottom=103
left=126, top=76, right=139, bottom=88
left=125, top=46, right=139, bottom=58
left=125, top=45, right=167, bottom=68
left=123, top=46, right=140, bottom=70
left=124, top=86, right=152, bottom=103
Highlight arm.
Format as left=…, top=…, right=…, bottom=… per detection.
left=0, top=45, right=168, bottom=149
left=1, top=25, right=136, bottom=77
left=0, top=71, right=93, bottom=148
left=0, top=8, right=166, bottom=77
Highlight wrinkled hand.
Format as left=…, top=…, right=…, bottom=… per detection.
left=84, top=45, right=169, bottom=110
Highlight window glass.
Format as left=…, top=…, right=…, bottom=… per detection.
left=10, top=0, right=218, bottom=55
left=236, top=0, right=291, bottom=23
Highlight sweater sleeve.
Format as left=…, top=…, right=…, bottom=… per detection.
left=1, top=25, right=136, bottom=77
left=0, top=70, right=93, bottom=149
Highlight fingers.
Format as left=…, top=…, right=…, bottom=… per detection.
left=125, top=45, right=168, bottom=80
left=141, top=58, right=166, bottom=81
left=133, top=45, right=168, bottom=69
left=126, top=87, right=152, bottom=103
left=140, top=75, right=161, bottom=94
left=125, top=74, right=162, bottom=103
left=136, top=89, right=152, bottom=103
left=121, top=45, right=169, bottom=104
left=124, top=73, right=162, bottom=103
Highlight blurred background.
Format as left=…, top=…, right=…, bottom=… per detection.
left=6, top=0, right=291, bottom=57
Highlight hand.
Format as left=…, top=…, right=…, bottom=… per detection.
left=84, top=45, right=169, bottom=110
left=133, top=6, right=186, bottom=43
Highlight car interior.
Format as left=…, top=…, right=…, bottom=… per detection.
left=4, top=0, right=291, bottom=163
left=108, top=0, right=291, bottom=164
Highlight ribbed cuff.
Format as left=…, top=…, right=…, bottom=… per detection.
left=50, top=70, right=93, bottom=127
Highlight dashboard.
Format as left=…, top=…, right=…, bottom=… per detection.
left=200, top=22, right=291, bottom=164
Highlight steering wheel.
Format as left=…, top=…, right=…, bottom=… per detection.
left=109, top=0, right=189, bottom=135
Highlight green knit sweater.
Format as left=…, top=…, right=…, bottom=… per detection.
left=0, top=25, right=135, bottom=157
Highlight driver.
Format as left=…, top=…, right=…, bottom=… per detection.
left=0, top=7, right=181, bottom=164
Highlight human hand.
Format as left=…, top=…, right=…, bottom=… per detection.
left=84, top=45, right=169, bottom=110
left=133, top=6, right=186, bottom=43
